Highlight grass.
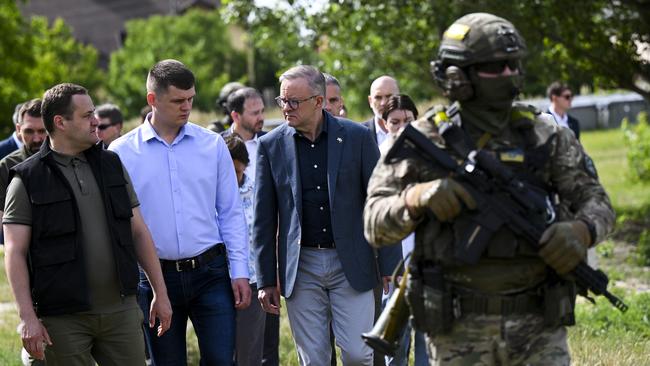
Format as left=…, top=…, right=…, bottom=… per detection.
left=0, top=128, right=648, bottom=365
left=580, top=129, right=650, bottom=212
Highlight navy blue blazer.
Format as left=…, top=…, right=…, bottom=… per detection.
left=253, top=112, right=402, bottom=297
left=362, top=118, right=377, bottom=142
left=0, top=134, right=19, bottom=160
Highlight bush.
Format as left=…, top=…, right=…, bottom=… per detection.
left=635, top=229, right=650, bottom=266
left=622, top=112, right=650, bottom=182
left=107, top=9, right=246, bottom=119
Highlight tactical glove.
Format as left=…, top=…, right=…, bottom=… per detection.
left=539, top=220, right=591, bottom=275
left=405, top=178, right=476, bottom=222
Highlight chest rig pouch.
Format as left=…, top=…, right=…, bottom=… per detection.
left=406, top=261, right=454, bottom=336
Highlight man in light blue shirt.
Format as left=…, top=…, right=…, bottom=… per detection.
left=110, top=59, right=250, bottom=366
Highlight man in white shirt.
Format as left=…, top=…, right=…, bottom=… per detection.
left=546, top=81, right=581, bottom=140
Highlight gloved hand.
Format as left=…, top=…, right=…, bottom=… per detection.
left=539, top=220, right=591, bottom=275
left=405, top=178, right=476, bottom=222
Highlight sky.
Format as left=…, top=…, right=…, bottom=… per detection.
left=254, top=0, right=329, bottom=15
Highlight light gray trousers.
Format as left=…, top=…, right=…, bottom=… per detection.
left=286, top=248, right=374, bottom=366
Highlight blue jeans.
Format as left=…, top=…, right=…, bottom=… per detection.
left=138, top=253, right=235, bottom=366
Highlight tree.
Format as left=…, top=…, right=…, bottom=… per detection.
left=0, top=0, right=35, bottom=134
left=221, top=0, right=650, bottom=115
left=108, top=9, right=248, bottom=118
left=0, top=0, right=103, bottom=134
left=27, top=17, right=103, bottom=100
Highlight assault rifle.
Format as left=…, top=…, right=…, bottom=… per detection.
left=384, top=122, right=627, bottom=313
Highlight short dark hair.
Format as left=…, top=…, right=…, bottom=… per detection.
left=18, top=99, right=42, bottom=124
left=95, top=103, right=123, bottom=125
left=226, top=87, right=263, bottom=115
left=382, top=94, right=419, bottom=121
left=547, top=81, right=570, bottom=100
left=146, top=59, right=195, bottom=95
left=323, top=73, right=341, bottom=88
left=41, top=83, right=88, bottom=133
left=225, top=134, right=249, bottom=165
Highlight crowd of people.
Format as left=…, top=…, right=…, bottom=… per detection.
left=1, top=12, right=613, bottom=366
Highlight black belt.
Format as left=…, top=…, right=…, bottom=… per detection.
left=457, top=292, right=543, bottom=316
left=160, top=244, right=226, bottom=272
left=301, top=242, right=336, bottom=249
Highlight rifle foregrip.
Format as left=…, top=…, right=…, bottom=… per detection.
left=573, top=262, right=628, bottom=313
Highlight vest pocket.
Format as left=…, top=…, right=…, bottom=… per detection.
left=31, top=190, right=76, bottom=239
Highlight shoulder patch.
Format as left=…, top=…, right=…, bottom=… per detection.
left=583, top=154, right=599, bottom=179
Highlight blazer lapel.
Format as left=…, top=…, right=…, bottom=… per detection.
left=327, top=117, right=345, bottom=205
left=279, top=125, right=302, bottom=219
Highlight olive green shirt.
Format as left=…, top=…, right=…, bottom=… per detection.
left=3, top=150, right=140, bottom=314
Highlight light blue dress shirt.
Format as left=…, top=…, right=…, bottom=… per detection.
left=109, top=120, right=249, bottom=279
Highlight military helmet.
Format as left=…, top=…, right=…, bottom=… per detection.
left=216, top=81, right=245, bottom=113
left=438, top=13, right=526, bottom=68
left=432, top=13, right=526, bottom=101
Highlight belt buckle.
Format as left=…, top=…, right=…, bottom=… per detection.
left=175, top=258, right=197, bottom=272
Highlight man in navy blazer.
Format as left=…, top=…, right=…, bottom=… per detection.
left=254, top=65, right=401, bottom=365
left=0, top=103, right=25, bottom=160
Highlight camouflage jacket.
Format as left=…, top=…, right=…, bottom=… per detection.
left=363, top=105, right=615, bottom=293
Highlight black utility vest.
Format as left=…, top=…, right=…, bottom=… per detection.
left=12, top=141, right=138, bottom=317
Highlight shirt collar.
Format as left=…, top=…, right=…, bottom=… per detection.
left=12, top=132, right=23, bottom=148
left=50, top=149, right=87, bottom=167
left=292, top=110, right=329, bottom=139
left=141, top=117, right=195, bottom=145
left=229, top=126, right=260, bottom=143
left=374, top=116, right=387, bottom=137
left=549, top=105, right=568, bottom=124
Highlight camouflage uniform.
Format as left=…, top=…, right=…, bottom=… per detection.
left=364, top=12, right=615, bottom=364
left=364, top=102, right=614, bottom=365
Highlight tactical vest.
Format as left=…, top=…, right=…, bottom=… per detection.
left=407, top=105, right=577, bottom=335
left=12, top=141, right=138, bottom=317
left=415, top=105, right=556, bottom=267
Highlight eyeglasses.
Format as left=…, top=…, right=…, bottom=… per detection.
left=275, top=95, right=318, bottom=109
left=474, top=59, right=519, bottom=74
left=97, top=123, right=115, bottom=131
left=561, top=93, right=573, bottom=100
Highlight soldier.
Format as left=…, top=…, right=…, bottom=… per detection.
left=363, top=13, right=615, bottom=366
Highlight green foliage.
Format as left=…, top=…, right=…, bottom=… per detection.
left=635, top=229, right=650, bottom=266
left=108, top=9, right=247, bottom=118
left=622, top=112, right=650, bottom=182
left=0, top=0, right=36, bottom=135
left=222, top=0, right=650, bottom=116
left=0, top=1, right=103, bottom=135
left=575, top=290, right=650, bottom=339
left=27, top=17, right=103, bottom=99
left=596, top=240, right=614, bottom=259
